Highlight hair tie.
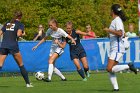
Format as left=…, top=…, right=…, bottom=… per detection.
left=117, top=7, right=122, bottom=11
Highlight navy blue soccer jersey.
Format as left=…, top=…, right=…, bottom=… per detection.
left=1, top=20, right=24, bottom=50
left=66, top=30, right=86, bottom=60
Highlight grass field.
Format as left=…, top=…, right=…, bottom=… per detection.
left=0, top=72, right=139, bottom=93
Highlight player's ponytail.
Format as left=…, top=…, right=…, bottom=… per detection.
left=6, top=10, right=22, bottom=29
left=111, top=4, right=126, bottom=22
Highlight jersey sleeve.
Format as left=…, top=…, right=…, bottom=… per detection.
left=115, top=20, right=123, bottom=31
left=18, top=23, right=24, bottom=33
left=59, top=28, right=68, bottom=38
left=45, top=28, right=52, bottom=36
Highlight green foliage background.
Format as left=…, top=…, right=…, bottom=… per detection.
left=0, top=0, right=138, bottom=40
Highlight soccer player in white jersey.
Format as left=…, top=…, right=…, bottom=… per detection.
left=32, top=18, right=76, bottom=82
left=104, top=4, right=137, bottom=91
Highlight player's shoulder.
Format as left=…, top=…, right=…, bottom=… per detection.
left=47, top=28, right=52, bottom=31
left=58, top=28, right=64, bottom=31
left=115, top=17, right=122, bottom=23
left=15, top=20, right=22, bottom=24
left=15, top=20, right=24, bottom=27
left=57, top=28, right=66, bottom=33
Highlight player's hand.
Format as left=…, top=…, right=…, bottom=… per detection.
left=71, top=39, right=76, bottom=45
left=32, top=46, right=38, bottom=51
left=103, top=28, right=110, bottom=32
left=54, top=39, right=59, bottom=44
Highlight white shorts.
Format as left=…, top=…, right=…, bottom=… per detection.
left=49, top=47, right=64, bottom=56
left=109, top=52, right=124, bottom=62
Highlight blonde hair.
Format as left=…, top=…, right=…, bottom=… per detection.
left=48, top=18, right=58, bottom=27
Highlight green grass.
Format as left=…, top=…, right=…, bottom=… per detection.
left=0, top=72, right=139, bottom=93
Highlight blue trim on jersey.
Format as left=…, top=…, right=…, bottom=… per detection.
left=117, top=37, right=120, bottom=52
left=114, top=52, right=117, bottom=61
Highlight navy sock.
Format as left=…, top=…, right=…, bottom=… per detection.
left=0, top=67, right=2, bottom=71
left=84, top=67, right=89, bottom=73
left=77, top=69, right=85, bottom=79
left=19, top=65, right=30, bottom=84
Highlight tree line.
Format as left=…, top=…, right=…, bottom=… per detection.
left=0, top=0, right=137, bottom=40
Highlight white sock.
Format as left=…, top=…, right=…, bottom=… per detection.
left=109, top=72, right=119, bottom=90
left=48, top=64, right=54, bottom=80
left=54, top=67, right=65, bottom=79
left=112, top=65, right=129, bottom=72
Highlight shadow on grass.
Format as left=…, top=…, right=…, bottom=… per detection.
left=0, top=85, right=10, bottom=87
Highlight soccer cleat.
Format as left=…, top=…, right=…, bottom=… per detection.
left=61, top=78, right=67, bottom=81
left=86, top=71, right=90, bottom=77
left=42, top=78, right=51, bottom=82
left=26, top=83, right=34, bottom=88
left=113, top=89, right=119, bottom=92
left=128, top=63, right=137, bottom=74
left=82, top=78, right=87, bottom=81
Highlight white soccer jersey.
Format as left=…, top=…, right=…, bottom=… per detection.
left=109, top=16, right=125, bottom=53
left=46, top=28, right=68, bottom=56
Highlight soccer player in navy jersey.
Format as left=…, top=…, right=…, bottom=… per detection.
left=65, top=21, right=92, bottom=81
left=0, top=10, right=33, bottom=87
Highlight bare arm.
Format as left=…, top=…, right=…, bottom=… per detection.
left=32, top=36, right=48, bottom=50
left=76, top=30, right=95, bottom=37
left=54, top=39, right=67, bottom=48
left=0, top=30, right=3, bottom=37
left=76, top=30, right=88, bottom=36
left=104, top=28, right=122, bottom=37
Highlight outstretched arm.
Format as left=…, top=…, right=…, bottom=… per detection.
left=76, top=30, right=95, bottom=37
left=32, top=36, right=48, bottom=50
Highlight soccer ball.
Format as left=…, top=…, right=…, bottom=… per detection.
left=35, top=71, right=45, bottom=80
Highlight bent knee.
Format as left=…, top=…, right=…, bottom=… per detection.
left=106, top=67, right=112, bottom=72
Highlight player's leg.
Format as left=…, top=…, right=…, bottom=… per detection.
left=0, top=48, right=8, bottom=71
left=107, top=52, right=130, bottom=91
left=47, top=53, right=58, bottom=81
left=80, top=57, right=90, bottom=77
left=13, top=52, right=33, bottom=87
left=0, top=55, right=7, bottom=71
left=53, top=48, right=66, bottom=81
left=53, top=67, right=66, bottom=81
left=107, top=58, right=119, bottom=91
left=108, top=53, right=132, bottom=73
left=73, top=58, right=86, bottom=81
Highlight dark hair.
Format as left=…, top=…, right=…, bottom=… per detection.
left=48, top=17, right=58, bottom=27
left=111, top=4, right=126, bottom=21
left=6, top=10, right=22, bottom=29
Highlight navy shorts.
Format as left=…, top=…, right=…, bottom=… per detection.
left=0, top=48, right=19, bottom=55
left=70, top=49, right=86, bottom=60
